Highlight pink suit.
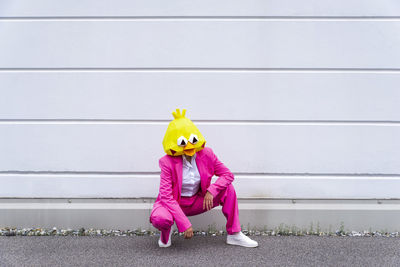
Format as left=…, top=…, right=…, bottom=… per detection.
left=149, top=147, right=241, bottom=243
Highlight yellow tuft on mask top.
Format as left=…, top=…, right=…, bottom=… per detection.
left=162, top=108, right=206, bottom=156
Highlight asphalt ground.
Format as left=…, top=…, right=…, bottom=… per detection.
left=0, top=235, right=399, bottom=267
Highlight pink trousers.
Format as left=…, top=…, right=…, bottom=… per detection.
left=150, top=183, right=241, bottom=244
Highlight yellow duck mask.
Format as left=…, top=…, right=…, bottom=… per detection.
left=162, top=109, right=206, bottom=156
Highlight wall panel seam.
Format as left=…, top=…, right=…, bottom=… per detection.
left=2, top=68, right=400, bottom=72
left=1, top=172, right=400, bottom=177
left=1, top=120, right=400, bottom=126
left=2, top=16, right=400, bottom=21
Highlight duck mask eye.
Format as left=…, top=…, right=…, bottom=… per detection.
left=188, top=134, right=198, bottom=144
left=177, top=136, right=188, bottom=147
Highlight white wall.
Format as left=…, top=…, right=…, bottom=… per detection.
left=1, top=0, right=400, bottom=199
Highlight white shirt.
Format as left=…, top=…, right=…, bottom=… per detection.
left=181, top=153, right=201, bottom=197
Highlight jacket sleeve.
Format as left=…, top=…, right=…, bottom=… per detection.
left=206, top=148, right=235, bottom=198
left=158, top=158, right=192, bottom=232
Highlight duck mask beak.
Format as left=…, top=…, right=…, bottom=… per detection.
left=183, top=142, right=196, bottom=156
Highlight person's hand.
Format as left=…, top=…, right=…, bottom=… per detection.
left=203, top=191, right=214, bottom=211
left=184, top=226, right=193, bottom=239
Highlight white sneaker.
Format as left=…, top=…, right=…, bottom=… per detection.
left=158, top=227, right=173, bottom=248
left=226, top=231, right=258, bottom=248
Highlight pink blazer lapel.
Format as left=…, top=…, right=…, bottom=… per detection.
left=173, top=156, right=183, bottom=198
left=195, top=151, right=207, bottom=195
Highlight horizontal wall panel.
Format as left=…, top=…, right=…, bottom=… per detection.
left=1, top=72, right=400, bottom=121
left=1, top=21, right=400, bottom=69
left=1, top=174, right=400, bottom=199
left=1, top=199, right=400, bottom=232
left=1, top=0, right=399, bottom=17
left=1, top=123, right=399, bottom=174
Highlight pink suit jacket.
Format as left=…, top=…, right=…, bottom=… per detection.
left=150, top=147, right=235, bottom=232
